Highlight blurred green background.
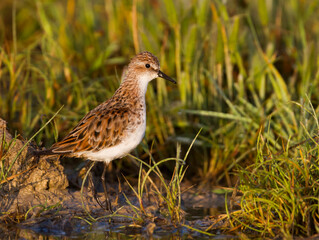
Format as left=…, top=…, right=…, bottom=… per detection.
left=1, top=0, right=319, bottom=185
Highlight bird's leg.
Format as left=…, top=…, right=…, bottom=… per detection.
left=88, top=167, right=104, bottom=209
left=102, top=162, right=113, bottom=213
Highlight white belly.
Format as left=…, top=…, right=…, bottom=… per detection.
left=76, top=120, right=146, bottom=164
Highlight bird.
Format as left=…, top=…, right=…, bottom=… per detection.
left=34, top=51, right=176, bottom=212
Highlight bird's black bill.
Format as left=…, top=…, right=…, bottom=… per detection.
left=158, top=70, right=176, bottom=84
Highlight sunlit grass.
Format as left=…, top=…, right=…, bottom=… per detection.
left=228, top=100, right=319, bottom=237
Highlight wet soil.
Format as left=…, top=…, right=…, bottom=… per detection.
left=0, top=118, right=235, bottom=239
left=1, top=189, right=233, bottom=239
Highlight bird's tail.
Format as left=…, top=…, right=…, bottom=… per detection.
left=32, top=148, right=59, bottom=156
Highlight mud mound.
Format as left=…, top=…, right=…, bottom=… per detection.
left=0, top=118, right=68, bottom=213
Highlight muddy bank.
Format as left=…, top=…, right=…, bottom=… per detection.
left=0, top=118, right=233, bottom=238
left=1, top=187, right=231, bottom=239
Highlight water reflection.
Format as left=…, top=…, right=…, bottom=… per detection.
left=0, top=205, right=236, bottom=240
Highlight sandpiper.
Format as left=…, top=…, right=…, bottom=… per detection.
left=35, top=51, right=176, bottom=211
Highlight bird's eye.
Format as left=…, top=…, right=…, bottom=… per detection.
left=145, top=64, right=150, bottom=68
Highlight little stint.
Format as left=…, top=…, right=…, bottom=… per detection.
left=35, top=51, right=176, bottom=211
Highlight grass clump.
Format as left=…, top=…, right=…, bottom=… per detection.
left=229, top=101, right=319, bottom=238
left=125, top=143, right=186, bottom=224
left=122, top=131, right=201, bottom=225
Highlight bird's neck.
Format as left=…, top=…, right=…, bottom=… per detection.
left=117, top=73, right=149, bottom=100
left=112, top=75, right=149, bottom=108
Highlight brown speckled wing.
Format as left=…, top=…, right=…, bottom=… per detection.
left=51, top=102, right=133, bottom=154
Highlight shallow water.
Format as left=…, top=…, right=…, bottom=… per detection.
left=185, top=206, right=225, bottom=221
left=1, top=206, right=236, bottom=239
left=11, top=220, right=237, bottom=239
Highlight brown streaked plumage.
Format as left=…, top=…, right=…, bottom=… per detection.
left=35, top=51, right=176, bottom=211
left=50, top=93, right=141, bottom=156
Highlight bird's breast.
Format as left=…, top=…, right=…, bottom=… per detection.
left=76, top=111, right=146, bottom=163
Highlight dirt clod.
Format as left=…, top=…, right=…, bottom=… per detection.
left=0, top=118, right=68, bottom=213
